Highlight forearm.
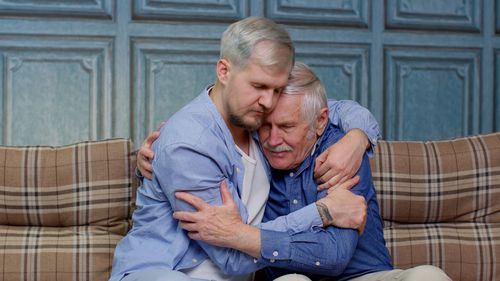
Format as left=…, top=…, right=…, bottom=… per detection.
left=327, top=99, right=381, bottom=152
left=225, top=223, right=261, bottom=258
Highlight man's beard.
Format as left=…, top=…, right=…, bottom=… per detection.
left=228, top=112, right=262, bottom=131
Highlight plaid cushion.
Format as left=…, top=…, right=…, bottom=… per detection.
left=371, top=132, right=500, bottom=281
left=0, top=139, right=136, bottom=281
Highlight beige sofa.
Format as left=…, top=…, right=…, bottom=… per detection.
left=0, top=133, right=498, bottom=281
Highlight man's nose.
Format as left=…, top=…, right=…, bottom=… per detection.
left=258, top=89, right=275, bottom=110
left=267, top=126, right=282, bottom=146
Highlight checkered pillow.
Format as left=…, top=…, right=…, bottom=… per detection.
left=0, top=139, right=136, bottom=281
left=371, top=132, right=500, bottom=281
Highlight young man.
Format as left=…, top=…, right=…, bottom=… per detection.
left=111, top=17, right=378, bottom=281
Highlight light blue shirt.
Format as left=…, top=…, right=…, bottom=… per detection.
left=110, top=86, right=381, bottom=280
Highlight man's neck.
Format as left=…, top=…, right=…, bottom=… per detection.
left=209, top=83, right=251, bottom=155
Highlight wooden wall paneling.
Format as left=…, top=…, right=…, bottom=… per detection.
left=384, top=47, right=480, bottom=141
left=295, top=42, right=369, bottom=105
left=265, top=0, right=369, bottom=27
left=132, top=0, right=248, bottom=21
left=131, top=37, right=219, bottom=146
left=0, top=37, right=113, bottom=146
left=386, top=0, right=481, bottom=32
left=0, top=0, right=114, bottom=20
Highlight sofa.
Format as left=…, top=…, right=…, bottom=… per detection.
left=371, top=132, right=500, bottom=281
left=0, top=132, right=498, bottom=281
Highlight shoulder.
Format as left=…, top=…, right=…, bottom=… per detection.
left=318, top=122, right=345, bottom=153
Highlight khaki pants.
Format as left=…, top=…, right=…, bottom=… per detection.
left=274, top=265, right=451, bottom=281
left=349, top=265, right=451, bottom=281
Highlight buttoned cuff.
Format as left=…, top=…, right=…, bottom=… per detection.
left=259, top=203, right=323, bottom=264
left=260, top=228, right=292, bottom=265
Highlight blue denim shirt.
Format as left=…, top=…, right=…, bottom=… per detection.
left=261, top=124, right=393, bottom=280
left=110, top=86, right=381, bottom=281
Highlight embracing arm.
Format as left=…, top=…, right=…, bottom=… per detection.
left=174, top=175, right=367, bottom=276
left=314, top=100, right=381, bottom=190
left=327, top=99, right=380, bottom=149
left=156, top=141, right=263, bottom=275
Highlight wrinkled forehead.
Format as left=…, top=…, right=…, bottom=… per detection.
left=265, top=93, right=304, bottom=122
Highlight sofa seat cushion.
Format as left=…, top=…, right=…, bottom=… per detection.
left=384, top=221, right=500, bottom=281
left=0, top=225, right=123, bottom=281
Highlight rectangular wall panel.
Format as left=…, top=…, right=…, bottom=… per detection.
left=385, top=47, right=480, bottom=140
left=295, top=42, right=369, bottom=105
left=131, top=38, right=219, bottom=146
left=266, top=0, right=369, bottom=27
left=0, top=0, right=113, bottom=20
left=0, top=37, right=113, bottom=145
left=133, top=0, right=248, bottom=21
left=386, top=0, right=481, bottom=32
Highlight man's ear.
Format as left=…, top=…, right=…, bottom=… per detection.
left=216, top=58, right=231, bottom=85
left=315, top=107, right=329, bottom=136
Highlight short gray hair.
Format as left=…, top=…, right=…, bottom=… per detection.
left=220, top=17, right=295, bottom=69
left=284, top=62, right=327, bottom=128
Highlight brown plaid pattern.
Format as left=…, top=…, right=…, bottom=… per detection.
left=371, top=132, right=500, bottom=281
left=0, top=139, right=136, bottom=281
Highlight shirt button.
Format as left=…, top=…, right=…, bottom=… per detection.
left=253, top=258, right=258, bottom=263
left=192, top=258, right=198, bottom=263
left=292, top=199, right=298, bottom=204
left=315, top=261, right=321, bottom=266
left=272, top=251, right=279, bottom=257
left=236, top=167, right=240, bottom=173
left=289, top=172, right=294, bottom=177
left=270, top=259, right=275, bottom=263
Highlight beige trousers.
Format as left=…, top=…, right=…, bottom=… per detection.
left=348, top=265, right=452, bottom=281
left=272, top=265, right=451, bottom=281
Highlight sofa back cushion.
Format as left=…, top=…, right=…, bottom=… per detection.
left=0, top=138, right=136, bottom=234
left=370, top=132, right=500, bottom=224
left=0, top=139, right=137, bottom=281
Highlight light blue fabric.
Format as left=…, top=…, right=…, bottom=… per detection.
left=121, top=268, right=209, bottom=281
left=110, top=85, right=381, bottom=281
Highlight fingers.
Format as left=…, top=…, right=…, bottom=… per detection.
left=137, top=149, right=154, bottom=179
left=219, top=180, right=233, bottom=206
left=187, top=231, right=201, bottom=241
left=175, top=192, right=209, bottom=211
left=338, top=175, right=360, bottom=190
left=313, top=150, right=329, bottom=179
left=317, top=174, right=340, bottom=191
left=156, top=121, right=166, bottom=132
left=173, top=211, right=197, bottom=223
left=144, top=130, right=160, bottom=148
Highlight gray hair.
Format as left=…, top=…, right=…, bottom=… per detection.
left=220, top=17, right=295, bottom=69
left=284, top=62, right=327, bottom=129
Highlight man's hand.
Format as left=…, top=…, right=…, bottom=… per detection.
left=315, top=176, right=367, bottom=234
left=314, top=128, right=369, bottom=191
left=137, top=122, right=164, bottom=180
left=173, top=181, right=245, bottom=249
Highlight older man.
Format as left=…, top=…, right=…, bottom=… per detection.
left=173, top=63, right=452, bottom=281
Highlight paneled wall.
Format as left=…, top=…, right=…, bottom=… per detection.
left=0, top=0, right=498, bottom=148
